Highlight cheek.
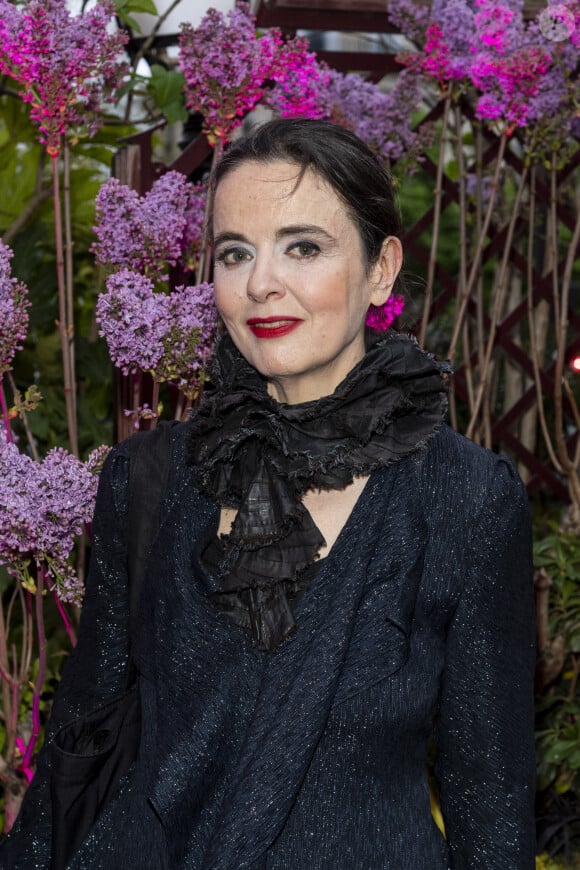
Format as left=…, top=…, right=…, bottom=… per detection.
left=213, top=279, right=237, bottom=321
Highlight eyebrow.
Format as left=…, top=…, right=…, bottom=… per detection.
left=275, top=224, right=336, bottom=244
left=213, top=225, right=336, bottom=248
left=213, top=231, right=248, bottom=248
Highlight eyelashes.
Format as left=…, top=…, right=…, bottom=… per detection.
left=215, top=240, right=322, bottom=267
left=214, top=246, right=252, bottom=266
left=287, top=241, right=320, bottom=258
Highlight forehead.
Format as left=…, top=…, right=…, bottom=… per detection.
left=213, top=160, right=352, bottom=231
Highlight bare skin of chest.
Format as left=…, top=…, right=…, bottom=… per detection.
left=217, top=475, right=369, bottom=559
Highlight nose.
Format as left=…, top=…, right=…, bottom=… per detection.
left=246, top=253, right=286, bottom=303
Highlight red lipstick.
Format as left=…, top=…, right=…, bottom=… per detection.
left=247, top=317, right=302, bottom=339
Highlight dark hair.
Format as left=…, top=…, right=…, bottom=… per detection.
left=212, top=118, right=402, bottom=272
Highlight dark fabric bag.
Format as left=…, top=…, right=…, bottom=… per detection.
left=49, top=422, right=175, bottom=870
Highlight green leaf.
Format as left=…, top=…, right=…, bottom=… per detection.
left=147, top=65, right=187, bottom=124
left=114, top=0, right=158, bottom=31
left=543, top=739, right=578, bottom=764
left=126, top=0, right=159, bottom=14
left=567, top=634, right=580, bottom=653
left=445, top=160, right=459, bottom=181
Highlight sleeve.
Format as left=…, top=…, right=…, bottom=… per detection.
left=0, top=445, right=131, bottom=869
left=434, top=458, right=536, bottom=869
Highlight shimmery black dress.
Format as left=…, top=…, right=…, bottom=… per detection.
left=1, top=421, right=536, bottom=868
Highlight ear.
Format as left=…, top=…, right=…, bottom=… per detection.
left=369, top=236, right=403, bottom=307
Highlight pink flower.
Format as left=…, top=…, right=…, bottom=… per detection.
left=474, top=0, right=520, bottom=53
left=0, top=0, right=128, bottom=155
left=471, top=45, right=552, bottom=126
left=399, top=0, right=565, bottom=133
left=366, top=295, right=406, bottom=332
left=265, top=35, right=330, bottom=119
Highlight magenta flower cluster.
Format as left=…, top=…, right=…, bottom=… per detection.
left=0, top=242, right=30, bottom=376
left=0, top=442, right=105, bottom=603
left=366, top=295, right=406, bottom=332
left=400, top=0, right=578, bottom=131
left=93, top=173, right=207, bottom=281
left=96, top=271, right=217, bottom=399
left=178, top=3, right=329, bottom=143
left=0, top=0, right=128, bottom=156
left=263, top=34, right=330, bottom=120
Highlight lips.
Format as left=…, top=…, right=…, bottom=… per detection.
left=247, top=317, right=303, bottom=339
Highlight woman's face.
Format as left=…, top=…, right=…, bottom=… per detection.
left=212, top=159, right=402, bottom=404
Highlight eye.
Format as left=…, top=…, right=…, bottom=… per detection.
left=288, top=241, right=320, bottom=259
left=215, top=246, right=252, bottom=266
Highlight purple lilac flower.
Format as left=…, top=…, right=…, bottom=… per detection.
left=124, top=404, right=158, bottom=430
left=473, top=0, right=525, bottom=53
left=525, top=12, right=579, bottom=129
left=387, top=0, right=431, bottom=44
left=92, top=173, right=207, bottom=280
left=0, top=241, right=30, bottom=375
left=325, top=69, right=427, bottom=162
left=34, top=448, right=97, bottom=560
left=428, top=0, right=474, bottom=78
left=85, top=443, right=111, bottom=474
left=178, top=3, right=276, bottom=144
left=178, top=3, right=330, bottom=142
left=96, top=271, right=171, bottom=375
left=366, top=295, right=406, bottom=332
left=402, top=0, right=566, bottom=132
left=156, top=283, right=218, bottom=399
left=97, top=273, right=218, bottom=395
left=0, top=0, right=128, bottom=156
left=0, top=442, right=100, bottom=603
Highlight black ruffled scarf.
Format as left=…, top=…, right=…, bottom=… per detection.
left=186, top=330, right=450, bottom=652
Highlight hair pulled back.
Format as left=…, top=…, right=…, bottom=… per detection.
left=213, top=118, right=402, bottom=272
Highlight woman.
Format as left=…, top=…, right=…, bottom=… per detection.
left=1, top=119, right=536, bottom=869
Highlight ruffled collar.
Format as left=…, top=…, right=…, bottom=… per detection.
left=187, top=330, right=450, bottom=652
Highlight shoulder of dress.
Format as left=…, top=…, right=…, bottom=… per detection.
left=415, top=424, right=527, bottom=521
left=422, top=423, right=515, bottom=474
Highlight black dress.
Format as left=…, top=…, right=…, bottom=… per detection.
left=1, top=422, right=536, bottom=869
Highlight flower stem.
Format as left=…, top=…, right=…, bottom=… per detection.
left=63, top=143, right=77, bottom=437
left=448, top=131, right=508, bottom=361
left=197, top=139, right=223, bottom=285
left=6, top=372, right=39, bottom=461
left=466, top=163, right=529, bottom=439
left=526, top=168, right=562, bottom=475
left=419, top=95, right=451, bottom=347
left=20, top=569, right=47, bottom=772
left=0, top=589, right=18, bottom=764
left=52, top=152, right=78, bottom=457
left=50, top=586, right=77, bottom=648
